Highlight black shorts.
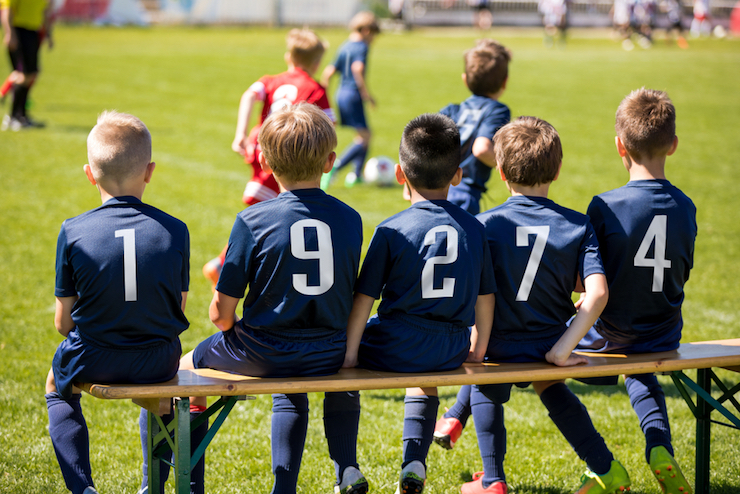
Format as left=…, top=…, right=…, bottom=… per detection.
left=8, top=27, right=41, bottom=74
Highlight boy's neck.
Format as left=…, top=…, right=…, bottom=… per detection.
left=349, top=31, right=366, bottom=43
left=483, top=88, right=505, bottom=101
left=507, top=181, right=550, bottom=198
left=277, top=179, right=322, bottom=193
left=624, top=156, right=668, bottom=181
left=409, top=186, right=449, bottom=204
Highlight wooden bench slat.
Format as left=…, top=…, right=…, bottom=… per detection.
left=84, top=339, right=740, bottom=400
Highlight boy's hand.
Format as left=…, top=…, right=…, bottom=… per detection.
left=574, top=292, right=587, bottom=310
left=343, top=351, right=359, bottom=368
left=545, top=349, right=588, bottom=367
left=466, top=350, right=484, bottom=363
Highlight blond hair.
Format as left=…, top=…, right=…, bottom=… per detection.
left=258, top=102, right=337, bottom=183
left=349, top=11, right=380, bottom=33
left=464, top=39, right=511, bottom=96
left=494, top=116, right=562, bottom=186
left=616, top=88, right=676, bottom=161
left=87, top=110, right=151, bottom=182
left=287, top=28, right=326, bottom=69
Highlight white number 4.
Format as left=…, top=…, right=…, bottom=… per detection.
left=634, top=215, right=671, bottom=292
left=516, top=226, right=549, bottom=302
left=115, top=229, right=137, bottom=302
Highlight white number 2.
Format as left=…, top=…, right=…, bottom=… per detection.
left=516, top=226, right=550, bottom=302
left=115, top=229, right=137, bottom=302
left=634, top=215, right=672, bottom=292
left=421, top=225, right=458, bottom=299
left=290, top=219, right=334, bottom=296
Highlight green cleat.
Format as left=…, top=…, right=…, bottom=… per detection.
left=649, top=446, right=693, bottom=494
left=575, top=460, right=631, bottom=494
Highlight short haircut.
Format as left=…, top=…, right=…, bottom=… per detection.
left=87, top=110, right=152, bottom=182
left=464, top=39, right=511, bottom=96
left=258, top=102, right=337, bottom=183
left=349, top=10, right=380, bottom=33
left=494, top=116, right=562, bottom=186
left=287, top=28, right=326, bottom=69
left=615, top=88, right=676, bottom=161
left=399, top=113, right=461, bottom=190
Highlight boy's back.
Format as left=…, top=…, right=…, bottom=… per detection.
left=478, top=195, right=602, bottom=348
left=589, top=179, right=696, bottom=345
left=218, top=188, right=362, bottom=334
left=57, top=196, right=189, bottom=348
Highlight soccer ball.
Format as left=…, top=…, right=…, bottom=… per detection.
left=363, top=156, right=396, bottom=186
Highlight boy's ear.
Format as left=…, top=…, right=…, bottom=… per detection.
left=323, top=152, right=337, bottom=173
left=615, top=136, right=629, bottom=157
left=667, top=135, right=678, bottom=156
left=498, top=165, right=507, bottom=182
left=144, top=162, right=156, bottom=184
left=394, top=163, right=407, bottom=186
left=451, top=166, right=463, bottom=187
left=553, top=161, right=562, bottom=181
left=461, top=73, right=467, bottom=86
left=258, top=152, right=273, bottom=175
left=83, top=164, right=97, bottom=185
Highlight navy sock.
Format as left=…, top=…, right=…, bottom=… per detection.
left=402, top=394, right=439, bottom=468
left=11, top=84, right=28, bottom=118
left=352, top=146, right=369, bottom=177
left=335, top=142, right=366, bottom=172
left=46, top=392, right=94, bottom=494
left=539, top=383, right=613, bottom=475
left=324, top=391, right=361, bottom=483
left=139, top=407, right=174, bottom=492
left=271, top=393, right=309, bottom=494
left=470, top=386, right=506, bottom=486
left=444, top=385, right=473, bottom=427
left=625, top=374, right=672, bottom=463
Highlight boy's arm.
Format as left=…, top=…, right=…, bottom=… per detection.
left=54, top=296, right=77, bottom=336
left=545, top=273, right=608, bottom=366
left=232, top=89, right=259, bottom=155
left=320, top=64, right=336, bottom=87
left=472, top=136, right=497, bottom=168
left=468, top=293, right=495, bottom=362
left=343, top=292, right=375, bottom=368
left=209, top=291, right=240, bottom=331
left=181, top=291, right=188, bottom=312
left=350, top=61, right=375, bottom=107
left=1, top=6, right=15, bottom=50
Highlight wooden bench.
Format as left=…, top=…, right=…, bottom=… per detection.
left=81, top=339, right=740, bottom=494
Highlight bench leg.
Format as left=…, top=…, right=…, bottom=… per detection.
left=695, top=368, right=711, bottom=494
left=147, top=411, right=163, bottom=494
left=173, top=397, right=192, bottom=494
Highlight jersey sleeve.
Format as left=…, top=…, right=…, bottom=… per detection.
left=579, top=220, right=605, bottom=281
left=354, top=227, right=392, bottom=299
left=439, top=103, right=459, bottom=119
left=216, top=216, right=257, bottom=299
left=480, top=104, right=511, bottom=140
left=54, top=222, right=77, bottom=298
left=181, top=227, right=190, bottom=293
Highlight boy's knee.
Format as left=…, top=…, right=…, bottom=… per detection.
left=45, top=368, right=57, bottom=394
left=532, top=379, right=563, bottom=396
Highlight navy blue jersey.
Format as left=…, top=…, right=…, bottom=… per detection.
left=217, top=188, right=363, bottom=336
left=440, top=95, right=510, bottom=197
left=332, top=40, right=369, bottom=92
left=355, top=200, right=496, bottom=327
left=55, top=196, right=190, bottom=348
left=588, top=180, right=697, bottom=344
left=477, top=196, right=604, bottom=344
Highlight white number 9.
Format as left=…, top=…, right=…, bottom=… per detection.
left=290, top=219, right=334, bottom=295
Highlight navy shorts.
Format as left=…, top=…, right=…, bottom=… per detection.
left=9, top=27, right=41, bottom=74
left=52, top=330, right=181, bottom=399
left=574, top=322, right=682, bottom=385
left=336, top=86, right=367, bottom=129
left=192, top=323, right=345, bottom=378
left=358, top=313, right=470, bottom=373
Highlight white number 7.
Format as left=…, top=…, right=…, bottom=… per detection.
left=634, top=215, right=671, bottom=292
left=516, top=226, right=549, bottom=302
left=115, top=229, right=137, bottom=302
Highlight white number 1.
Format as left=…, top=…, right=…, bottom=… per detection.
left=516, top=226, right=549, bottom=302
left=634, top=215, right=671, bottom=292
left=115, top=229, right=137, bottom=302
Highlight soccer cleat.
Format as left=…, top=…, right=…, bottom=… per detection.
left=1, top=114, right=22, bottom=131
left=82, top=487, right=99, bottom=494
left=21, top=115, right=45, bottom=128
left=433, top=416, right=463, bottom=450
left=649, top=446, right=693, bottom=494
left=575, top=460, right=631, bottom=494
left=461, top=472, right=507, bottom=494
left=396, top=460, right=425, bottom=494
left=345, top=171, right=362, bottom=188
left=335, top=466, right=369, bottom=494
left=202, top=257, right=223, bottom=291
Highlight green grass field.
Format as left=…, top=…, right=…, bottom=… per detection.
left=1, top=25, right=739, bottom=493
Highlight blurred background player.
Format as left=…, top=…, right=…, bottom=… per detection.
left=691, top=0, right=713, bottom=36
left=632, top=0, right=657, bottom=48
left=439, top=38, right=511, bottom=216
left=611, top=0, right=634, bottom=49
left=1, top=0, right=53, bottom=130
left=321, top=11, right=380, bottom=188
left=538, top=0, right=569, bottom=46
left=203, top=28, right=334, bottom=288
left=662, top=0, right=689, bottom=48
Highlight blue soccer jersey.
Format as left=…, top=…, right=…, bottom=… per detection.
left=217, top=189, right=363, bottom=337
left=55, top=196, right=190, bottom=348
left=588, top=180, right=697, bottom=345
left=440, top=95, right=511, bottom=200
left=332, top=40, right=369, bottom=92
left=478, top=195, right=604, bottom=345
